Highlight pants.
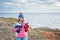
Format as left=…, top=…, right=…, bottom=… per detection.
left=16, top=37, right=28, bottom=40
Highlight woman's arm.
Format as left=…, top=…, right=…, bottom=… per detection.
left=12, top=23, right=18, bottom=32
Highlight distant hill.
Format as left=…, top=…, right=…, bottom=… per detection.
left=0, top=17, right=60, bottom=40
left=0, top=17, right=16, bottom=27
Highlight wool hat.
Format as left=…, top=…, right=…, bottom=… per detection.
left=18, top=12, right=24, bottom=19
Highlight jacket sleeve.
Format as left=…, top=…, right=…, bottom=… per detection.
left=12, top=23, right=18, bottom=32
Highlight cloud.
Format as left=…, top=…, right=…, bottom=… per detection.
left=53, top=2, right=60, bottom=7
left=0, top=0, right=60, bottom=12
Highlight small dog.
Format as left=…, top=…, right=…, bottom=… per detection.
left=24, top=23, right=30, bottom=32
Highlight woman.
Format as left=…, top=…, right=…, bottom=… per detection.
left=12, top=12, right=28, bottom=40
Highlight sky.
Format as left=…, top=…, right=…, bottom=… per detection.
left=0, top=0, right=60, bottom=13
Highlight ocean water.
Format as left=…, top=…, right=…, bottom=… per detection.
left=0, top=13, right=60, bottom=29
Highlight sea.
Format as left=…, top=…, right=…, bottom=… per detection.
left=0, top=13, right=60, bottom=29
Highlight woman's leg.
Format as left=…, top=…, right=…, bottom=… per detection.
left=23, top=37, right=28, bottom=40
left=16, top=38, right=22, bottom=40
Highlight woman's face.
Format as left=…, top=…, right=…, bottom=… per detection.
left=18, top=18, right=24, bottom=23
